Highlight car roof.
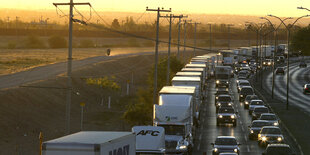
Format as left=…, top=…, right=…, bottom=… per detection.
left=260, top=113, right=275, bottom=116
left=262, top=126, right=280, bottom=129
left=241, top=86, right=252, bottom=89
left=218, top=94, right=231, bottom=97
left=267, top=144, right=290, bottom=148
left=254, top=106, right=268, bottom=109
left=251, top=99, right=263, bottom=102
left=252, top=120, right=269, bottom=123
left=217, top=136, right=236, bottom=139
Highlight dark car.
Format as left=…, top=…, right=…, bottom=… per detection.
left=211, top=136, right=240, bottom=155
left=215, top=89, right=230, bottom=105
left=275, top=67, right=285, bottom=75
left=239, top=86, right=254, bottom=102
left=258, top=126, right=284, bottom=147
left=252, top=107, right=269, bottom=120
left=299, top=61, right=307, bottom=68
left=262, top=144, right=295, bottom=155
left=248, top=120, right=273, bottom=140
left=303, top=84, right=310, bottom=94
left=244, top=95, right=259, bottom=109
left=216, top=95, right=233, bottom=112
left=217, top=107, right=237, bottom=126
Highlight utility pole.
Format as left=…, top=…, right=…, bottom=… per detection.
left=146, top=7, right=171, bottom=108
left=176, top=15, right=187, bottom=60
left=193, top=22, right=201, bottom=56
left=209, top=24, right=212, bottom=51
left=7, top=17, right=10, bottom=29
left=53, top=0, right=91, bottom=135
left=227, top=24, right=234, bottom=50
left=183, top=19, right=192, bottom=61
left=161, top=14, right=183, bottom=85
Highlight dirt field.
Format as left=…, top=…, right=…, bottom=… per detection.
left=0, top=49, right=207, bottom=154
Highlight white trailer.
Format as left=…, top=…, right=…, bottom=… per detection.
left=239, top=47, right=253, bottom=61
left=132, top=126, right=165, bottom=154
left=153, top=105, right=193, bottom=154
left=261, top=45, right=272, bottom=58
left=42, top=131, right=136, bottom=155
left=175, top=72, right=202, bottom=84
left=171, top=76, right=202, bottom=101
left=220, top=50, right=234, bottom=66
left=184, top=64, right=207, bottom=86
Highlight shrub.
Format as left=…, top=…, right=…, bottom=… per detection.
left=7, top=41, right=16, bottom=49
left=79, top=39, right=95, bottom=48
left=48, top=35, right=67, bottom=48
left=24, top=35, right=45, bottom=49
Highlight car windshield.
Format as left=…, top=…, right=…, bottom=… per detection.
left=251, top=101, right=263, bottom=105
left=254, top=108, right=268, bottom=113
left=251, top=122, right=272, bottom=127
left=238, top=73, right=246, bottom=76
left=241, top=88, right=253, bottom=94
left=277, top=68, right=284, bottom=71
left=260, top=115, right=276, bottom=120
left=159, top=125, right=185, bottom=136
left=240, top=82, right=250, bottom=86
left=215, top=138, right=237, bottom=145
left=219, top=108, right=234, bottom=113
left=261, top=128, right=281, bottom=134
left=266, top=147, right=292, bottom=154
left=218, top=96, right=231, bottom=102
left=246, top=95, right=258, bottom=100
left=217, top=91, right=228, bottom=95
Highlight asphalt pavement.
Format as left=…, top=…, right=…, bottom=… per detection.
left=193, top=77, right=266, bottom=155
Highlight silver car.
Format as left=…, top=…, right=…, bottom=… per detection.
left=259, top=113, right=280, bottom=126
left=249, top=100, right=264, bottom=115
left=258, top=126, right=284, bottom=147
left=211, top=136, right=240, bottom=155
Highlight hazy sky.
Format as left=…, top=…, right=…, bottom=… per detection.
left=2, top=0, right=310, bottom=17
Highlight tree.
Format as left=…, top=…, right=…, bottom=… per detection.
left=123, top=56, right=184, bottom=125
left=291, top=25, right=310, bottom=56
left=111, top=19, right=121, bottom=29
left=24, top=35, right=46, bottom=49
left=48, top=35, right=67, bottom=48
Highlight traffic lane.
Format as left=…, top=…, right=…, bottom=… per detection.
left=264, top=64, right=310, bottom=112
left=193, top=79, right=265, bottom=155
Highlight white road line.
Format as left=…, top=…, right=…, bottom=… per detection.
left=239, top=121, right=243, bottom=125
left=241, top=126, right=245, bottom=132
left=244, top=135, right=248, bottom=142
left=247, top=145, right=250, bottom=152
left=197, top=143, right=201, bottom=150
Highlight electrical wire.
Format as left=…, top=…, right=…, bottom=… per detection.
left=90, top=6, right=110, bottom=26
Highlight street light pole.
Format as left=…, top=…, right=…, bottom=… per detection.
left=268, top=14, right=310, bottom=110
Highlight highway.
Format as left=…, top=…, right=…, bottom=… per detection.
left=263, top=61, right=310, bottom=114
left=193, top=77, right=266, bottom=155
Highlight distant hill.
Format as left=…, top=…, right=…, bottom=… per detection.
left=1, top=9, right=310, bottom=27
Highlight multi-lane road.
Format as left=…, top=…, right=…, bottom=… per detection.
left=264, top=61, right=310, bottom=114
left=193, top=78, right=266, bottom=154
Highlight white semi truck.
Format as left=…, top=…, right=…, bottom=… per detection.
left=132, top=126, right=165, bottom=154
left=180, top=68, right=206, bottom=89
left=184, top=63, right=206, bottom=87
left=171, top=76, right=202, bottom=101
left=42, top=131, right=136, bottom=155
left=154, top=105, right=193, bottom=154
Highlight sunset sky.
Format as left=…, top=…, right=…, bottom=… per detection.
left=2, top=0, right=310, bottom=17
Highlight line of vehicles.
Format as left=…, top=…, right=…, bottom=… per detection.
left=41, top=44, right=298, bottom=155
left=211, top=57, right=295, bottom=155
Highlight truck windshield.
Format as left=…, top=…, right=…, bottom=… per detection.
left=218, top=96, right=231, bottom=102
left=158, top=125, right=185, bottom=136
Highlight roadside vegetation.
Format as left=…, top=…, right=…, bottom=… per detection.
left=291, top=25, right=310, bottom=56
left=123, top=56, right=183, bottom=125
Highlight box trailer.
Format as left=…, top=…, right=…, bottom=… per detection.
left=42, top=131, right=135, bottom=155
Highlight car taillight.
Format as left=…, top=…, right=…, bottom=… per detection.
left=306, top=88, right=309, bottom=90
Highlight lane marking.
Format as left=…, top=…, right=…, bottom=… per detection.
left=244, top=135, right=248, bottom=142
left=241, top=125, right=245, bottom=132
left=247, top=145, right=250, bottom=152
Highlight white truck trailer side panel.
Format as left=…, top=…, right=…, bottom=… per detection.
left=42, top=131, right=136, bottom=155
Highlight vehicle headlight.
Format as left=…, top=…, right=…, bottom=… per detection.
left=218, top=103, right=221, bottom=106
left=214, top=148, right=218, bottom=152
left=226, top=81, right=229, bottom=84
left=179, top=145, right=187, bottom=149
left=234, top=148, right=238, bottom=153
left=274, top=122, right=279, bottom=126
left=219, top=115, right=223, bottom=118
left=250, top=130, right=254, bottom=133
left=277, top=137, right=282, bottom=141
left=245, top=101, right=249, bottom=105
left=231, top=115, right=235, bottom=119
left=258, top=134, right=261, bottom=138
left=216, top=97, right=218, bottom=99
left=240, top=95, right=243, bottom=97
left=228, top=103, right=232, bottom=106
left=216, top=80, right=219, bottom=84
left=262, top=136, right=267, bottom=141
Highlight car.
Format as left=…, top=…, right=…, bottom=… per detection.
left=275, top=67, right=285, bottom=75
left=237, top=80, right=251, bottom=92
left=239, top=86, right=254, bottom=102
left=219, top=153, right=238, bottom=155
left=216, top=107, right=237, bottom=126
left=276, top=56, right=285, bottom=64
left=244, top=95, right=259, bottom=109
left=259, top=113, right=280, bottom=126
left=249, top=60, right=256, bottom=66
left=262, top=144, right=294, bottom=155
left=216, top=79, right=229, bottom=88
left=249, top=100, right=265, bottom=115
left=237, top=70, right=248, bottom=79
left=216, top=95, right=233, bottom=112
left=252, top=107, right=269, bottom=120
left=263, top=59, right=273, bottom=66
left=258, top=126, right=284, bottom=147
left=299, top=61, right=307, bottom=68
left=211, top=136, right=241, bottom=155
left=303, top=84, right=310, bottom=94
left=215, top=89, right=230, bottom=105
left=248, top=120, right=273, bottom=140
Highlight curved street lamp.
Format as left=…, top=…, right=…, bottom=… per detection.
left=267, top=14, right=310, bottom=110
left=259, top=17, right=291, bottom=99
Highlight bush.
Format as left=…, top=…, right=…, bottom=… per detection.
left=79, top=39, right=95, bottom=48
left=24, top=35, right=46, bottom=49
left=127, top=38, right=140, bottom=47
left=48, top=35, right=67, bottom=48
